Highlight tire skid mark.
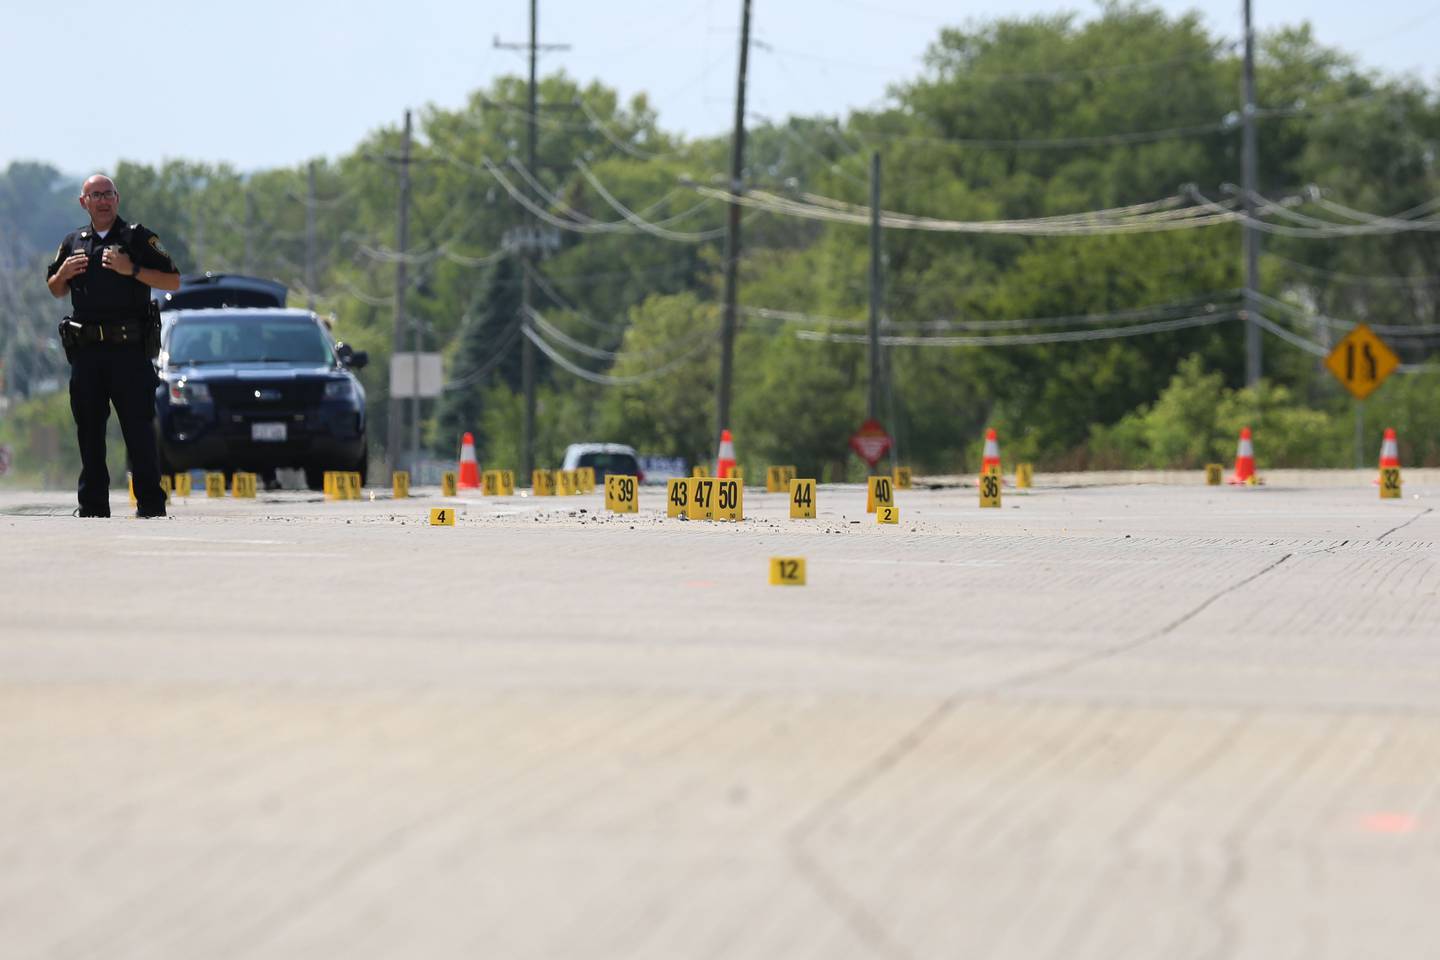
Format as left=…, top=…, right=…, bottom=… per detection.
left=1376, top=507, right=1433, bottom=541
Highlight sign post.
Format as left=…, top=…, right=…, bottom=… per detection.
left=1324, top=325, right=1399, bottom=469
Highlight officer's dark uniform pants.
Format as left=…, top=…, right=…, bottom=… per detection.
left=69, top=344, right=166, bottom=516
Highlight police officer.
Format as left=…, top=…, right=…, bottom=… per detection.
left=46, top=174, right=181, bottom=518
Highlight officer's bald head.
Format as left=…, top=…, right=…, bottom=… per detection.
left=80, top=174, right=119, bottom=229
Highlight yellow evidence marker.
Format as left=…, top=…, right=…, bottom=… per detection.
left=714, top=477, right=743, bottom=521
left=159, top=475, right=172, bottom=497
left=232, top=472, right=258, bottom=498
left=691, top=464, right=710, bottom=478
left=979, top=471, right=1002, bottom=508
left=789, top=478, right=816, bottom=519
left=666, top=478, right=689, bottom=518
left=440, top=471, right=458, bottom=497
left=877, top=504, right=899, bottom=524
left=392, top=471, right=410, bottom=498
left=532, top=469, right=556, bottom=497
left=577, top=467, right=596, bottom=493
left=323, top=471, right=339, bottom=499
left=127, top=475, right=136, bottom=505
left=769, top=557, right=807, bottom=586
left=765, top=466, right=787, bottom=493
left=1205, top=463, right=1224, bottom=486
left=173, top=473, right=192, bottom=497
left=688, top=477, right=716, bottom=520
left=866, top=474, right=894, bottom=514
left=482, top=469, right=502, bottom=495
left=502, top=470, right=517, bottom=495
left=1380, top=466, right=1402, bottom=499
left=1016, top=463, right=1034, bottom=489
left=560, top=470, right=582, bottom=496
left=205, top=472, right=226, bottom=498
left=429, top=507, right=456, bottom=526
left=893, top=466, right=912, bottom=490
left=345, top=472, right=362, bottom=500
left=605, top=474, right=639, bottom=513
left=731, top=465, right=745, bottom=484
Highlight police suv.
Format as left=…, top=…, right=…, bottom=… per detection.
left=154, top=296, right=369, bottom=490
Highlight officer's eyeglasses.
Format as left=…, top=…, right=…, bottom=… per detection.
left=84, top=190, right=118, bottom=201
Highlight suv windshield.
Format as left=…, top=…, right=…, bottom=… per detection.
left=168, top=317, right=334, bottom=365
left=578, top=452, right=640, bottom=480
left=165, top=289, right=283, bottom=310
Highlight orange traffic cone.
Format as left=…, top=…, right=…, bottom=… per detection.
left=457, top=432, right=480, bottom=489
left=978, top=427, right=1002, bottom=486
left=715, top=429, right=737, bottom=479
left=1227, top=427, right=1257, bottom=485
left=1374, top=427, right=1400, bottom=484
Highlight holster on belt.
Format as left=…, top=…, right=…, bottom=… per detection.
left=58, top=316, right=148, bottom=358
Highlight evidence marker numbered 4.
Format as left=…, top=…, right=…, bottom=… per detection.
left=429, top=507, right=456, bottom=526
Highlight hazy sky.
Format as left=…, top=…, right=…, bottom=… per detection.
left=3, top=0, right=1435, bottom=176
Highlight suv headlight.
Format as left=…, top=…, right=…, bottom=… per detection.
left=167, top=378, right=211, bottom=405
left=324, top=379, right=355, bottom=400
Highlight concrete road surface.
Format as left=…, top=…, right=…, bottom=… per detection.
left=1, top=474, right=1437, bottom=959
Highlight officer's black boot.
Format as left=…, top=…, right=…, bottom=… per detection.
left=113, top=349, right=166, bottom=517
left=68, top=351, right=112, bottom=517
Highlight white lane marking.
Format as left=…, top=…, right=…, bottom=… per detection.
left=118, top=550, right=342, bottom=558
left=118, top=536, right=295, bottom=545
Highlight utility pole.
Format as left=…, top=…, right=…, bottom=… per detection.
left=1241, top=0, right=1262, bottom=386
left=867, top=151, right=882, bottom=428
left=386, top=110, right=413, bottom=477
left=496, top=2, right=568, bottom=478
left=242, top=187, right=255, bottom=275
left=191, top=199, right=205, bottom=272
left=305, top=161, right=317, bottom=311
left=715, top=0, right=753, bottom=444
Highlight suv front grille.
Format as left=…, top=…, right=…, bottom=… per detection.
left=209, top=380, right=325, bottom=410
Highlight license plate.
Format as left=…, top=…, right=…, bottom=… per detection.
left=251, top=422, right=287, bottom=442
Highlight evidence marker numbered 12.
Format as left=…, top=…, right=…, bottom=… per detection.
left=769, top=556, right=807, bottom=586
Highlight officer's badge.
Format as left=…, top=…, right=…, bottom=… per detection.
left=149, top=236, right=168, bottom=256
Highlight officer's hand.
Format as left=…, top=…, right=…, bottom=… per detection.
left=56, top=253, right=88, bottom=281
left=101, top=247, right=135, bottom=276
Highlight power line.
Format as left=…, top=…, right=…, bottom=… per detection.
left=1266, top=253, right=1440, bottom=289
left=693, top=184, right=1245, bottom=235
left=792, top=309, right=1238, bottom=346
left=574, top=160, right=729, bottom=242
left=522, top=307, right=716, bottom=386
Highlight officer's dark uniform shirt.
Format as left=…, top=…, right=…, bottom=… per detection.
left=45, top=218, right=177, bottom=323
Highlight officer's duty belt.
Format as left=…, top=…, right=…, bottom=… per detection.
left=63, top=318, right=146, bottom=346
